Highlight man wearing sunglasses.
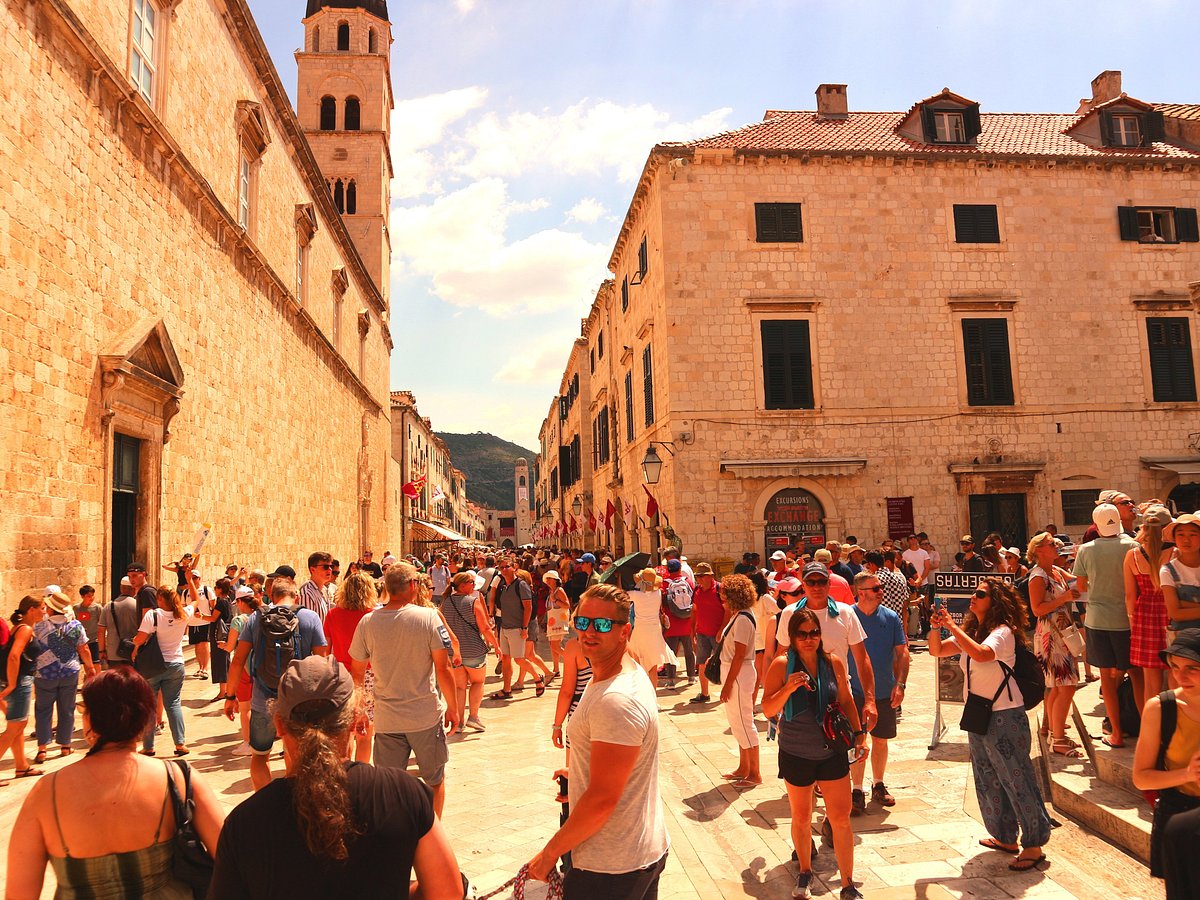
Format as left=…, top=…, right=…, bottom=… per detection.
left=526, top=584, right=669, bottom=897
left=298, top=551, right=333, bottom=622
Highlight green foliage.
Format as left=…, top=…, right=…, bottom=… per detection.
left=436, top=432, right=535, bottom=511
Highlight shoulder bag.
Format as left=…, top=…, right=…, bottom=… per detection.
left=959, top=656, right=1014, bottom=735
left=703, top=610, right=754, bottom=685
left=134, top=611, right=168, bottom=679
left=165, top=759, right=214, bottom=899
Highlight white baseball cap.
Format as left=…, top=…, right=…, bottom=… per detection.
left=770, top=550, right=787, bottom=561
left=1092, top=503, right=1122, bottom=537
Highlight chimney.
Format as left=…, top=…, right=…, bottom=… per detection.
left=815, top=84, right=848, bottom=120
left=1090, top=70, right=1122, bottom=107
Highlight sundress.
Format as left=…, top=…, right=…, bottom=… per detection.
left=1130, top=549, right=1169, bottom=669
left=1031, top=566, right=1080, bottom=688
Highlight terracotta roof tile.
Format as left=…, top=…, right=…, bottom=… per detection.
left=678, top=110, right=1200, bottom=160
left=1158, top=103, right=1200, bottom=121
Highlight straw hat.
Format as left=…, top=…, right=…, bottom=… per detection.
left=634, top=568, right=662, bottom=589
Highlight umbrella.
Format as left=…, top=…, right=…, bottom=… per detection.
left=597, top=551, right=651, bottom=590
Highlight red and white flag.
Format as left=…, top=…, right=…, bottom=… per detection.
left=643, top=485, right=659, bottom=519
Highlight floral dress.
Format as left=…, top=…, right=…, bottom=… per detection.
left=1130, top=548, right=1169, bottom=670
left=1031, top=565, right=1079, bottom=687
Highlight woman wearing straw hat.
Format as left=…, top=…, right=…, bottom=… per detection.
left=32, top=588, right=96, bottom=763
left=627, top=568, right=677, bottom=679
left=544, top=570, right=570, bottom=679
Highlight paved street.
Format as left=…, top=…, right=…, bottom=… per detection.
left=0, top=644, right=1165, bottom=899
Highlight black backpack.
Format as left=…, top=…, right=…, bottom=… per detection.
left=999, top=642, right=1045, bottom=710
left=252, top=606, right=301, bottom=692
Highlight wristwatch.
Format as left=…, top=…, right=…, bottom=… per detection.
left=897, top=683, right=906, bottom=690
left=223, top=694, right=237, bottom=701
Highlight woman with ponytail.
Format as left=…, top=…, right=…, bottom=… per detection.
left=207, top=656, right=465, bottom=899
left=6, top=666, right=223, bottom=898
left=0, top=596, right=48, bottom=781
left=1125, top=504, right=1175, bottom=712
left=131, top=583, right=194, bottom=757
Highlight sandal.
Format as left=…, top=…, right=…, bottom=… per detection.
left=140, top=749, right=156, bottom=756
left=1009, top=853, right=1048, bottom=872
left=33, top=750, right=47, bottom=765
left=58, top=746, right=73, bottom=757
left=1101, top=735, right=1125, bottom=749
left=535, top=678, right=547, bottom=698
left=979, top=838, right=1019, bottom=853
left=14, top=767, right=44, bottom=778
left=489, top=690, right=513, bottom=701
left=174, top=747, right=190, bottom=757
left=1051, top=740, right=1084, bottom=759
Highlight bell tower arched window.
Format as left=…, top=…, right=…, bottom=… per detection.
left=319, top=96, right=336, bottom=131
left=337, top=22, right=350, bottom=51
left=346, top=181, right=357, bottom=215
left=311, top=25, right=320, bottom=52
left=344, top=97, right=361, bottom=131
left=368, top=28, right=376, bottom=53
left=332, top=179, right=345, bottom=214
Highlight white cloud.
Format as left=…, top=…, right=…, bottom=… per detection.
left=390, top=87, right=488, bottom=199
left=390, top=179, right=608, bottom=316
left=494, top=331, right=576, bottom=385
left=566, top=197, right=606, bottom=224
left=454, top=0, right=478, bottom=12
left=461, top=100, right=734, bottom=182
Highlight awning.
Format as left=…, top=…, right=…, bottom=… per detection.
left=410, top=518, right=470, bottom=543
left=1142, top=456, right=1200, bottom=478
left=720, top=457, right=867, bottom=479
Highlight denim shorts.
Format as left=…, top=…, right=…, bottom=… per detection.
left=461, top=654, right=487, bottom=669
left=249, top=707, right=279, bottom=755
left=4, top=675, right=34, bottom=722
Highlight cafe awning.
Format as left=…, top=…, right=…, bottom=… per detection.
left=1142, top=456, right=1200, bottom=478
left=410, top=518, right=470, bottom=544
left=719, top=457, right=867, bottom=479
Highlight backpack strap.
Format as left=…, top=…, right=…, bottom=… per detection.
left=1157, top=690, right=1178, bottom=771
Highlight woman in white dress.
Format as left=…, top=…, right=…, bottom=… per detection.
left=627, top=568, right=677, bottom=677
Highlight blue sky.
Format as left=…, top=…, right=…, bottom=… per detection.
left=246, top=0, right=1196, bottom=450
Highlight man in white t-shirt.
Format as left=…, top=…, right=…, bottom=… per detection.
left=901, top=534, right=933, bottom=589
left=527, top=584, right=670, bottom=897
left=773, top=562, right=877, bottom=732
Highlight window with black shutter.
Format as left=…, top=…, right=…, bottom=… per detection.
left=1100, top=110, right=1164, bottom=148
left=760, top=320, right=814, bottom=409
left=921, top=104, right=982, bottom=144
left=589, top=349, right=595, bottom=373
left=558, top=447, right=570, bottom=487
left=571, top=435, right=581, bottom=482
left=624, top=371, right=634, bottom=441
left=595, top=407, right=610, bottom=466
left=953, top=204, right=1001, bottom=243
left=961, top=318, right=1015, bottom=406
left=598, top=331, right=604, bottom=359
left=754, top=203, right=803, bottom=243
left=642, top=345, right=655, bottom=426
left=637, top=237, right=648, bottom=279
left=1147, top=317, right=1197, bottom=402
left=621, top=276, right=629, bottom=312
left=1117, top=206, right=1199, bottom=243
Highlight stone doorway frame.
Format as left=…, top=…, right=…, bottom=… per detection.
left=98, top=319, right=185, bottom=600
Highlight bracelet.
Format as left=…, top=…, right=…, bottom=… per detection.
left=897, top=683, right=906, bottom=689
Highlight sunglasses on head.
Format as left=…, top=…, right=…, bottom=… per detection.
left=573, top=615, right=626, bottom=633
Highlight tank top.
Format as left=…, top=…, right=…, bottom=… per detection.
left=440, top=592, right=488, bottom=660
left=1164, top=704, right=1200, bottom=798
left=778, top=653, right=840, bottom=760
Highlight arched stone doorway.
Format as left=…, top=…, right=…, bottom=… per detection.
left=761, top=487, right=827, bottom=557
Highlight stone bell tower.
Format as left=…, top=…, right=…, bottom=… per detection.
left=297, top=0, right=392, bottom=300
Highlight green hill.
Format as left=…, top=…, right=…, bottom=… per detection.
left=436, top=432, right=535, bottom=511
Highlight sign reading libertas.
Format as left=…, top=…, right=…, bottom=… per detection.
left=763, top=488, right=825, bottom=547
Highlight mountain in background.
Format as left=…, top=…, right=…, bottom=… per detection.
left=436, top=432, right=535, bottom=511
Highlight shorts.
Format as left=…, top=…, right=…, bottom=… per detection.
left=188, top=625, right=210, bottom=645
left=778, top=747, right=849, bottom=787
left=375, top=722, right=449, bottom=786
left=854, top=695, right=898, bottom=740
left=1086, top=627, right=1131, bottom=671
left=4, top=675, right=34, bottom=721
left=235, top=669, right=253, bottom=704
left=461, top=654, right=487, bottom=669
left=695, top=633, right=718, bottom=666
left=527, top=618, right=540, bottom=644
left=499, top=628, right=526, bottom=659
left=249, top=707, right=279, bottom=755
left=363, top=667, right=376, bottom=723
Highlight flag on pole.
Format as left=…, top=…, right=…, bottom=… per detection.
left=605, top=500, right=617, bottom=530
left=643, top=485, right=659, bottom=519
left=431, top=485, right=446, bottom=502
left=402, top=474, right=426, bottom=500
left=588, top=509, right=597, bottom=531
left=623, top=497, right=634, bottom=525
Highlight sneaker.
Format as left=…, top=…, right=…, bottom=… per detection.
left=466, top=716, right=486, bottom=732
left=851, top=788, right=866, bottom=815
left=839, top=886, right=864, bottom=900
left=792, top=870, right=812, bottom=899
left=232, top=741, right=254, bottom=756
left=871, top=781, right=896, bottom=807
left=687, top=676, right=696, bottom=686
left=689, top=694, right=710, bottom=704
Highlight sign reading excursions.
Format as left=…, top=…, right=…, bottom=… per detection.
left=763, top=488, right=825, bottom=553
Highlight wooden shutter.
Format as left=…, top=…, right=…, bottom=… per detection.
left=962, top=318, right=1014, bottom=406
left=558, top=447, right=570, bottom=486
left=1144, top=110, right=1166, bottom=144
left=624, top=372, right=634, bottom=440
left=1147, top=317, right=1197, bottom=402
left=638, top=237, right=648, bottom=276
left=1117, top=206, right=1141, bottom=241
left=962, top=103, right=982, bottom=141
left=621, top=276, right=629, bottom=312
left=642, top=345, right=655, bottom=425
left=953, top=205, right=1000, bottom=243
left=754, top=203, right=802, bottom=242
left=1098, top=111, right=1114, bottom=146
left=921, top=105, right=938, bottom=142
left=1175, top=207, right=1200, bottom=243
left=571, top=435, right=581, bottom=482
left=760, top=320, right=814, bottom=409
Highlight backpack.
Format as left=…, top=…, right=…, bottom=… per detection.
left=663, top=577, right=694, bottom=619
left=999, top=641, right=1045, bottom=710
left=252, top=606, right=301, bottom=692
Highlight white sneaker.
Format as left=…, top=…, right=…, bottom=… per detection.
left=466, top=716, right=486, bottom=732
left=232, top=741, right=254, bottom=756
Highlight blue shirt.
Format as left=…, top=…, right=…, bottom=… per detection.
left=238, top=604, right=328, bottom=712
left=847, top=604, right=906, bottom=699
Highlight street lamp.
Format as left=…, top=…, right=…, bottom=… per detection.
left=641, top=446, right=663, bottom=485
left=571, top=496, right=582, bottom=516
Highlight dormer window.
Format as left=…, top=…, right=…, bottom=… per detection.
left=1110, top=114, right=1141, bottom=147
left=918, top=97, right=981, bottom=145
left=1097, top=108, right=1164, bottom=148
left=935, top=111, right=966, bottom=143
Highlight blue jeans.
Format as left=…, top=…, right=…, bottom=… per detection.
left=142, top=662, right=186, bottom=750
left=968, top=706, right=1052, bottom=848
left=34, top=675, right=79, bottom=747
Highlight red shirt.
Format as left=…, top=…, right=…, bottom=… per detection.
left=661, top=573, right=693, bottom=638
left=693, top=584, right=723, bottom=636
left=324, top=607, right=371, bottom=666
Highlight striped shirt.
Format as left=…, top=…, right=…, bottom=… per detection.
left=298, top=580, right=329, bottom=622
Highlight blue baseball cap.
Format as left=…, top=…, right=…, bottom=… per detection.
left=576, top=552, right=597, bottom=565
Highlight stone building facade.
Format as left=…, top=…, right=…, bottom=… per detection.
left=535, top=72, right=1200, bottom=563
left=0, top=0, right=395, bottom=599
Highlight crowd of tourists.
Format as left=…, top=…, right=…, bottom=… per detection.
left=2, top=489, right=1200, bottom=899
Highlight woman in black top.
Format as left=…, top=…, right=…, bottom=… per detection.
left=207, top=656, right=463, bottom=899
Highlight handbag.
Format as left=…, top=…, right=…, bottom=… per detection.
left=165, top=759, right=214, bottom=900
left=704, top=610, right=754, bottom=685
left=821, top=702, right=855, bottom=751
left=134, top=611, right=168, bottom=679
left=959, top=656, right=1014, bottom=736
